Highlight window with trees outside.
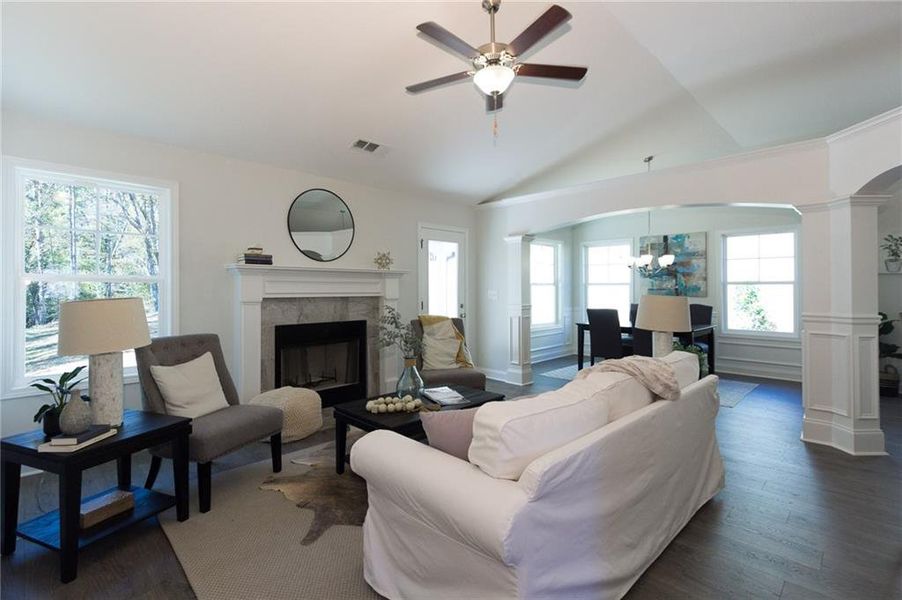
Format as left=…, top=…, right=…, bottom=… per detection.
left=530, top=242, right=558, bottom=326
left=4, top=163, right=175, bottom=390
left=585, top=241, right=632, bottom=326
left=723, top=231, right=797, bottom=334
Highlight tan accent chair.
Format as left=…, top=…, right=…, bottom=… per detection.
left=410, top=318, right=486, bottom=390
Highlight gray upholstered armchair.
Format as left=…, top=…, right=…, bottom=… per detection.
left=135, top=334, right=283, bottom=513
left=410, top=318, right=486, bottom=390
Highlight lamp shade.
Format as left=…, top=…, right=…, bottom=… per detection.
left=57, top=298, right=151, bottom=356
left=635, top=295, right=691, bottom=333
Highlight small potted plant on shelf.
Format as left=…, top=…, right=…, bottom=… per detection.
left=378, top=306, right=424, bottom=398
left=31, top=366, right=86, bottom=436
left=882, top=234, right=902, bottom=273
left=879, top=312, right=902, bottom=397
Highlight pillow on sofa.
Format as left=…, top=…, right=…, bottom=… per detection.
left=149, top=352, right=229, bottom=418
left=468, top=388, right=611, bottom=480
left=420, top=407, right=479, bottom=460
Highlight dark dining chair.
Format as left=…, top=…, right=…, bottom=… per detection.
left=688, top=303, right=714, bottom=354
left=620, top=303, right=640, bottom=356
left=587, top=309, right=624, bottom=365
left=690, top=304, right=713, bottom=327
left=631, top=328, right=654, bottom=356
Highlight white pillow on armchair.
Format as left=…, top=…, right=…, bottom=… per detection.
left=149, top=351, right=230, bottom=418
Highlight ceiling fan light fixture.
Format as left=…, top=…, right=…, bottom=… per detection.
left=473, top=64, right=515, bottom=96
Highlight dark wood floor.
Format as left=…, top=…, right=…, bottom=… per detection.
left=2, top=358, right=900, bottom=599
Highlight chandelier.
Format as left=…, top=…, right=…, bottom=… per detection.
left=629, top=253, right=675, bottom=279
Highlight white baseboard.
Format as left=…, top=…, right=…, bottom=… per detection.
left=715, top=356, right=802, bottom=382
left=483, top=368, right=532, bottom=386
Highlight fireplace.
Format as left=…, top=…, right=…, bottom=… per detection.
left=274, top=320, right=367, bottom=407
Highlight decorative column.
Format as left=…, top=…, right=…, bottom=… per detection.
left=799, top=195, right=887, bottom=455
left=505, top=235, right=534, bottom=385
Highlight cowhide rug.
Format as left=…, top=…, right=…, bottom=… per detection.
left=260, top=432, right=368, bottom=546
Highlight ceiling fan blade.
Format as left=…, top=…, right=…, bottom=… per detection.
left=416, top=22, right=479, bottom=59
left=486, top=93, right=504, bottom=112
left=516, top=63, right=587, bottom=81
left=406, top=71, right=472, bottom=94
left=508, top=5, right=572, bottom=57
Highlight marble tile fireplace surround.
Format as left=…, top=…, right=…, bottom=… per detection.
left=227, top=265, right=405, bottom=402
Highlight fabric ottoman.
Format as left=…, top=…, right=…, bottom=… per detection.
left=249, top=386, right=323, bottom=442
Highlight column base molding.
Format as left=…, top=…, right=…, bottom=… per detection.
left=801, top=415, right=887, bottom=456
left=505, top=364, right=533, bottom=387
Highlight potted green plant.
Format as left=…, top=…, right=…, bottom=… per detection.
left=878, top=312, right=902, bottom=397
left=673, top=341, right=709, bottom=377
left=881, top=234, right=902, bottom=273
left=31, top=366, right=86, bottom=436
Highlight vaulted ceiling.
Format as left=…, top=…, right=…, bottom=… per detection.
left=3, top=2, right=900, bottom=204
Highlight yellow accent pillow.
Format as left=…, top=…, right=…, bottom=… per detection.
left=419, top=315, right=474, bottom=369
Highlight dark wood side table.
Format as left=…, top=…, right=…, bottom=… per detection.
left=332, top=386, right=505, bottom=474
left=1, top=409, right=192, bottom=583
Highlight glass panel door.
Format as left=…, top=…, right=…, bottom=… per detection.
left=418, top=226, right=467, bottom=322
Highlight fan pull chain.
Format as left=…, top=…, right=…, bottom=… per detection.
left=493, top=112, right=499, bottom=141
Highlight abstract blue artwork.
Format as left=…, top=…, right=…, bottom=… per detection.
left=638, top=232, right=707, bottom=297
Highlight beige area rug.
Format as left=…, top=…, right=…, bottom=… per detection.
left=159, top=436, right=379, bottom=600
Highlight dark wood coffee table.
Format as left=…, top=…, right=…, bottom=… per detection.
left=332, top=386, right=504, bottom=474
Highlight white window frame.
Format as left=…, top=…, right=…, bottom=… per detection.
left=1, top=157, right=180, bottom=398
left=529, top=240, right=562, bottom=330
left=581, top=238, right=634, bottom=326
left=720, top=226, right=800, bottom=339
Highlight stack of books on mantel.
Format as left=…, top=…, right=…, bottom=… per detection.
left=38, top=425, right=118, bottom=453
left=237, top=245, right=273, bottom=265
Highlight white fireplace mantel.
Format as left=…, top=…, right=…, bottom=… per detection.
left=227, top=264, right=407, bottom=400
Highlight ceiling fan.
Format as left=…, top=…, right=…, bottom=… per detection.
left=406, top=0, right=587, bottom=112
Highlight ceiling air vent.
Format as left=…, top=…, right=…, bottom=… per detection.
left=352, top=139, right=381, bottom=153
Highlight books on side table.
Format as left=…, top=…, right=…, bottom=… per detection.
left=38, top=425, right=118, bottom=453
left=422, top=386, right=467, bottom=405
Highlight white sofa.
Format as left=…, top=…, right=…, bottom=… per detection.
left=350, top=352, right=724, bottom=600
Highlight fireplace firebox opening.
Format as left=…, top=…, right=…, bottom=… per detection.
left=274, top=320, right=367, bottom=407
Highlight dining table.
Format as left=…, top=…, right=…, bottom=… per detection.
left=575, top=322, right=715, bottom=373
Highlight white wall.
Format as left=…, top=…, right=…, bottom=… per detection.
left=556, top=206, right=802, bottom=380
left=0, top=111, right=477, bottom=436
left=878, top=191, right=902, bottom=390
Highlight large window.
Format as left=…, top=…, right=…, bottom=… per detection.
left=585, top=241, right=632, bottom=325
left=723, top=231, right=797, bottom=334
left=3, top=161, right=176, bottom=391
left=530, top=242, right=558, bottom=326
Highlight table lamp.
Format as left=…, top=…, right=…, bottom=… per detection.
left=635, top=294, right=691, bottom=358
left=57, top=297, right=151, bottom=427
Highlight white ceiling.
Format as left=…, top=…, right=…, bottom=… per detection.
left=3, top=2, right=900, bottom=204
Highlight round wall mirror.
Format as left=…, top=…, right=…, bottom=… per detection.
left=287, top=189, right=355, bottom=262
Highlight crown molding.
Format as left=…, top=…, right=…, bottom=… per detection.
left=825, top=106, right=902, bottom=144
